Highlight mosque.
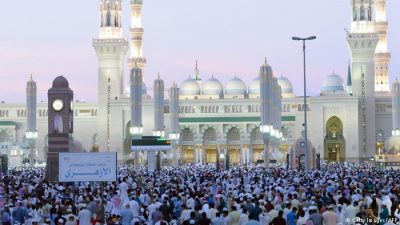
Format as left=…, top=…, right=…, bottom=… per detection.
left=0, top=0, right=399, bottom=167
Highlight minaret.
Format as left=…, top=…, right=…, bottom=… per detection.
left=93, top=0, right=128, bottom=152
left=128, top=0, right=146, bottom=72
left=169, top=82, right=180, bottom=165
left=259, top=59, right=273, bottom=167
left=392, top=79, right=400, bottom=134
left=130, top=65, right=143, bottom=166
left=149, top=75, right=164, bottom=171
left=347, top=0, right=379, bottom=160
left=374, top=0, right=391, bottom=92
left=26, top=75, right=37, bottom=167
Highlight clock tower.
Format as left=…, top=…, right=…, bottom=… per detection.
left=45, top=76, right=74, bottom=181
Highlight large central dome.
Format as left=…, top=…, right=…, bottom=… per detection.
left=202, top=77, right=223, bottom=95
left=277, top=76, right=293, bottom=94
left=225, top=76, right=246, bottom=95
left=321, top=73, right=346, bottom=95
left=180, top=78, right=200, bottom=95
left=249, top=77, right=260, bottom=94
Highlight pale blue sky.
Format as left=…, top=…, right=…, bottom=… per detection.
left=0, top=0, right=399, bottom=102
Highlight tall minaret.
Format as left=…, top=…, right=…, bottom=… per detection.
left=392, top=79, right=400, bottom=134
left=149, top=75, right=164, bottom=171
left=374, top=0, right=391, bottom=92
left=93, top=0, right=128, bottom=151
left=347, top=0, right=379, bottom=160
left=26, top=75, right=37, bottom=167
left=169, top=82, right=180, bottom=165
left=259, top=59, right=273, bottom=168
left=128, top=0, right=146, bottom=72
left=130, top=65, right=143, bottom=166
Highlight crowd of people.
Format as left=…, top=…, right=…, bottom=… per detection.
left=1, top=163, right=400, bottom=225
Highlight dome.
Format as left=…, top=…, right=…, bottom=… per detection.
left=202, top=77, right=223, bottom=95
left=385, top=136, right=400, bottom=154
left=52, top=76, right=69, bottom=88
left=321, top=73, right=345, bottom=93
left=249, top=77, right=260, bottom=94
left=277, top=76, right=293, bottom=94
left=225, top=76, right=246, bottom=95
left=180, top=78, right=200, bottom=95
left=124, top=82, right=148, bottom=97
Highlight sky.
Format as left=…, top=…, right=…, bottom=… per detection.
left=0, top=0, right=399, bottom=103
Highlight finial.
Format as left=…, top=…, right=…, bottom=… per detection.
left=332, top=69, right=335, bottom=75
left=264, top=57, right=267, bottom=65
left=195, top=59, right=198, bottom=69
left=234, top=74, right=237, bottom=78
left=30, top=74, right=33, bottom=80
left=157, top=72, right=160, bottom=79
left=173, top=80, right=176, bottom=86
left=212, top=74, right=214, bottom=79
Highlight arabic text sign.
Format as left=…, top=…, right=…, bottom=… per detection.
left=59, top=152, right=117, bottom=182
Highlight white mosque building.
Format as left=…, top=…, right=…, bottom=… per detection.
left=0, top=0, right=399, bottom=167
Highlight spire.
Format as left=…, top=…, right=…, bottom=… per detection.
left=264, top=57, right=268, bottom=66
left=347, top=64, right=352, bottom=86
left=193, top=60, right=201, bottom=81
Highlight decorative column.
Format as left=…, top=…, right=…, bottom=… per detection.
left=169, top=82, right=180, bottom=165
left=152, top=74, right=165, bottom=170
left=26, top=75, right=38, bottom=167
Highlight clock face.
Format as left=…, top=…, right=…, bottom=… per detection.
left=52, top=99, right=64, bottom=111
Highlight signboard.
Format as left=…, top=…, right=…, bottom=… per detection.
left=59, top=152, right=117, bottom=182
left=131, top=137, right=171, bottom=151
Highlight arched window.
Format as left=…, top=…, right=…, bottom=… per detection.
left=106, top=12, right=111, bottom=26
left=54, top=115, right=63, bottom=133
left=115, top=16, right=118, bottom=27
left=368, top=6, right=372, bottom=21
left=360, top=5, right=365, bottom=20
left=353, top=7, right=358, bottom=21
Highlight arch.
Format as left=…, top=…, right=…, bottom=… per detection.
left=227, top=127, right=241, bottom=165
left=124, top=121, right=133, bottom=159
left=0, top=130, right=12, bottom=145
left=203, top=127, right=217, bottom=163
left=324, top=116, right=346, bottom=162
left=181, top=127, right=195, bottom=163
left=250, top=126, right=263, bottom=163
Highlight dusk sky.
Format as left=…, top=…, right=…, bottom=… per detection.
left=0, top=0, right=399, bottom=103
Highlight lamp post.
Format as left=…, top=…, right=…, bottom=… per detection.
left=292, top=36, right=316, bottom=171
left=26, top=131, right=38, bottom=167
left=260, top=123, right=272, bottom=167
left=130, top=125, right=143, bottom=168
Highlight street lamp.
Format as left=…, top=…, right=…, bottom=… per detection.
left=260, top=123, right=273, bottom=167
left=292, top=35, right=316, bottom=171
left=26, top=130, right=38, bottom=167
